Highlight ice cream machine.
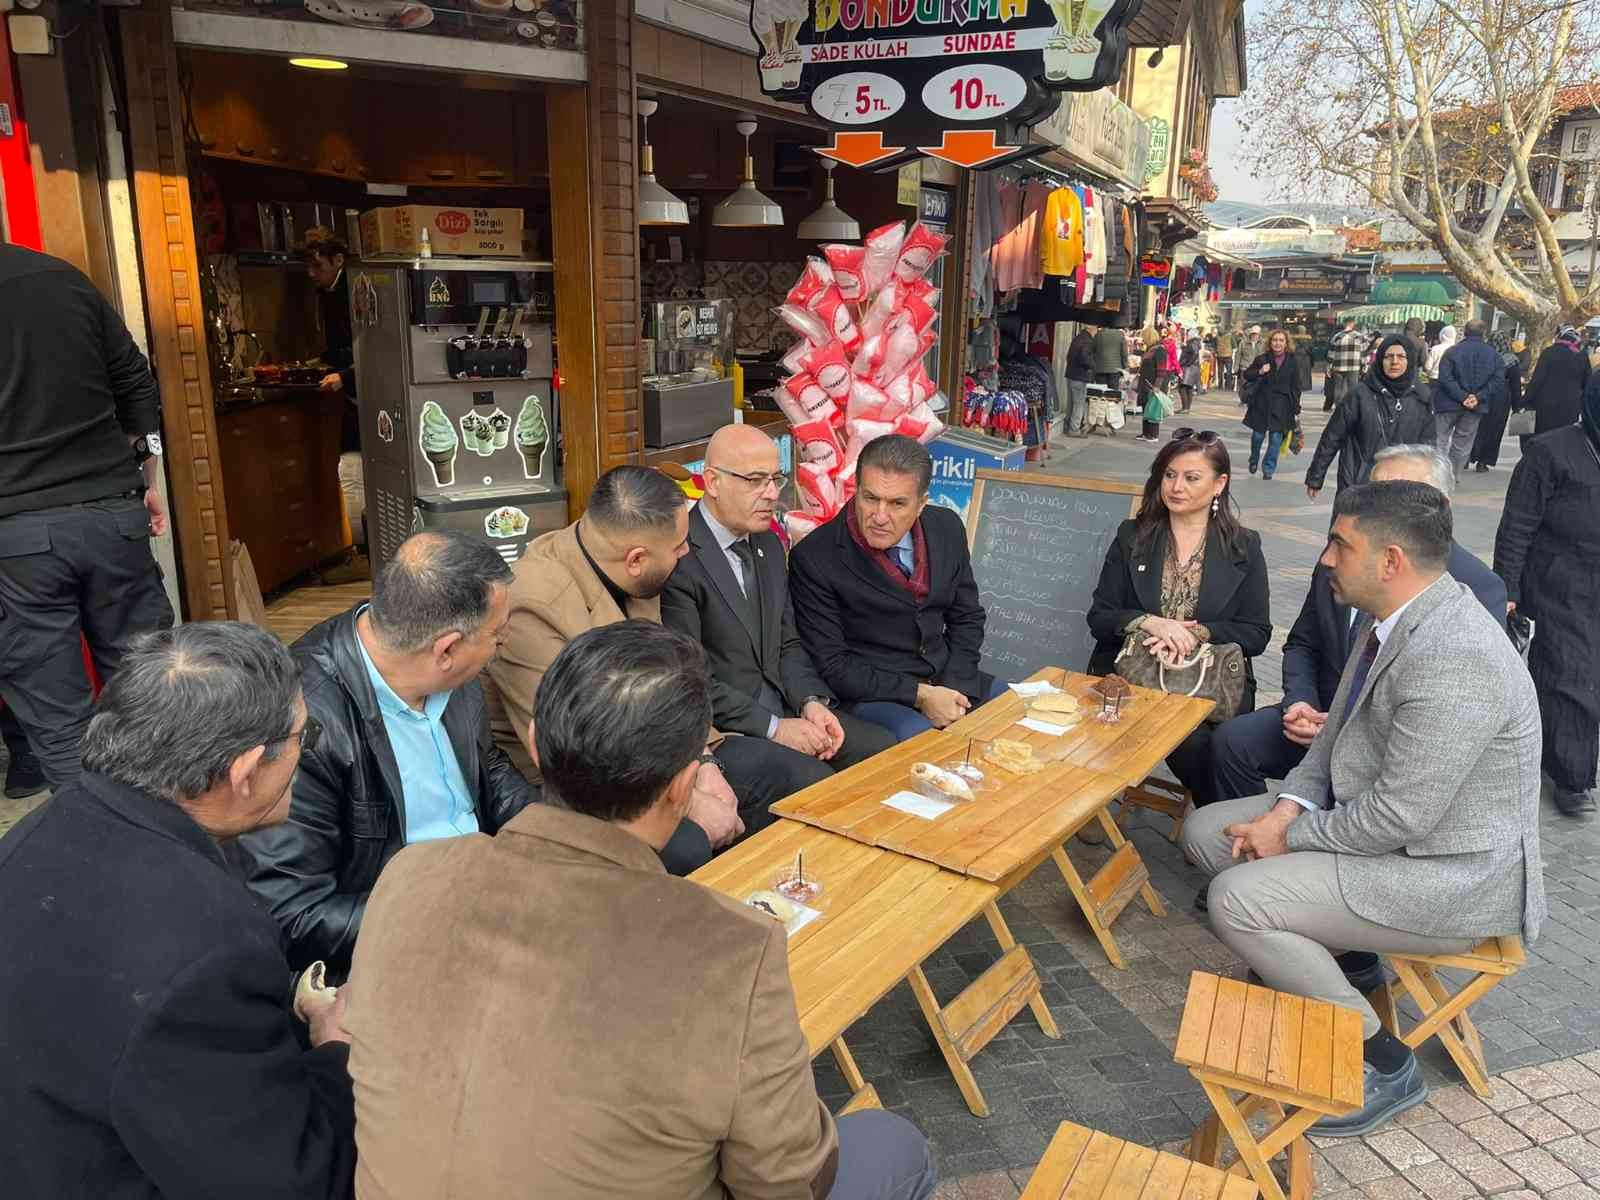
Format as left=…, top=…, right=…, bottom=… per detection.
left=350, top=259, right=565, bottom=573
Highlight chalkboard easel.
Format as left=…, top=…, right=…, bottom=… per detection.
left=965, top=469, right=1142, bottom=681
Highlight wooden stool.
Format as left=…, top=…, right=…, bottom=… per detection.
left=1116, top=777, right=1190, bottom=843
left=1371, top=935, right=1525, bottom=1099
left=1175, top=972, right=1364, bottom=1200
left=1020, top=1120, right=1259, bottom=1199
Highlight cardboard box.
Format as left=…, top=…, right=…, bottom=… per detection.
left=359, top=205, right=522, bottom=257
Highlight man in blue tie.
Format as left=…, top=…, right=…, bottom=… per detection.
left=1180, top=481, right=1544, bottom=1138
left=789, top=435, right=1006, bottom=742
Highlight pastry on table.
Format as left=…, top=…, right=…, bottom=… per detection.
left=1025, top=691, right=1081, bottom=725
left=982, top=738, right=1043, bottom=774
left=910, top=761, right=976, bottom=802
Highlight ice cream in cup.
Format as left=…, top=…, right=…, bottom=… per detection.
left=515, top=395, right=548, bottom=478
left=420, top=401, right=459, bottom=486
left=489, top=410, right=511, bottom=450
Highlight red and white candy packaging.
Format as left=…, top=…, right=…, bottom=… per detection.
left=792, top=416, right=844, bottom=474
left=842, top=417, right=897, bottom=472
left=871, top=319, right=924, bottom=386
left=785, top=257, right=835, bottom=310
left=895, top=400, right=945, bottom=444
left=776, top=304, right=830, bottom=346
left=805, top=341, right=853, bottom=401
left=845, top=377, right=893, bottom=423
left=795, top=461, right=839, bottom=518
left=781, top=342, right=810, bottom=375
left=812, top=287, right=862, bottom=352
left=894, top=222, right=948, bottom=282
left=821, top=243, right=868, bottom=302
left=784, top=511, right=823, bottom=543
left=858, top=280, right=903, bottom=339
left=835, top=461, right=858, bottom=506
left=862, top=222, right=906, bottom=293
left=777, top=372, right=838, bottom=426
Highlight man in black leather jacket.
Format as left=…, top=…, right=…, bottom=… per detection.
left=230, top=531, right=534, bottom=977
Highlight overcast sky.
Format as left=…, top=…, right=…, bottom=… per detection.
left=1206, top=0, right=1265, bottom=201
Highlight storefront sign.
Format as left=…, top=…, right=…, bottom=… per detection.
left=752, top=0, right=1141, bottom=168
left=896, top=161, right=922, bottom=206
left=1140, top=255, right=1171, bottom=288
left=1143, top=115, right=1168, bottom=183
left=1027, top=87, right=1151, bottom=189
left=919, top=185, right=952, bottom=224
left=174, top=0, right=581, bottom=51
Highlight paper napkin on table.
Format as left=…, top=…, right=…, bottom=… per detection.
left=882, top=790, right=955, bottom=820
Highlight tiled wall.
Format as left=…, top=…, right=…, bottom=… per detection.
left=641, top=260, right=803, bottom=352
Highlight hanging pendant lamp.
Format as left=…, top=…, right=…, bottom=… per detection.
left=637, top=98, right=689, bottom=227
left=712, top=117, right=784, bottom=228
left=797, top=158, right=860, bottom=241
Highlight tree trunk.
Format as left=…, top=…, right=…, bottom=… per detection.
left=1524, top=313, right=1560, bottom=359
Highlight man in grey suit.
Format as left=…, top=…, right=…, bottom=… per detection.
left=1182, top=480, right=1545, bottom=1138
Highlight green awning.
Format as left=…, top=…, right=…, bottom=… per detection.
left=1370, top=276, right=1460, bottom=306
left=1341, top=303, right=1451, bottom=328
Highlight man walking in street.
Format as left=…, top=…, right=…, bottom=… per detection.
left=1234, top=326, right=1264, bottom=400
left=1090, top=323, right=1128, bottom=391
left=1434, top=319, right=1504, bottom=478
left=0, top=245, right=174, bottom=790
left=1325, top=316, right=1365, bottom=412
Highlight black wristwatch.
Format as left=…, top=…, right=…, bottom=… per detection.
left=801, top=695, right=832, bottom=709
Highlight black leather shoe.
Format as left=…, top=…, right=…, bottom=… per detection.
left=1311, top=1055, right=1427, bottom=1137
left=4, top=752, right=46, bottom=800
left=1555, top=789, right=1597, bottom=817
left=1194, top=885, right=1209, bottom=913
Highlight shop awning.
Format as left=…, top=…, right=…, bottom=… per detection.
left=1340, top=303, right=1451, bottom=328
left=1370, top=276, right=1460, bottom=306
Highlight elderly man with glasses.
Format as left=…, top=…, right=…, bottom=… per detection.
left=661, top=424, right=896, bottom=818
left=0, top=623, right=357, bottom=1198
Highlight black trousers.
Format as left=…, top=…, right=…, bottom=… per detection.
left=1209, top=705, right=1312, bottom=802
left=717, top=710, right=897, bottom=840
left=0, top=498, right=173, bottom=787
left=1534, top=670, right=1600, bottom=794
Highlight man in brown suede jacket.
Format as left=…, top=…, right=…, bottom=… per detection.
left=346, top=622, right=934, bottom=1199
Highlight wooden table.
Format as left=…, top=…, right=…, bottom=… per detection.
left=772, top=667, right=1211, bottom=969
left=691, top=820, right=1026, bottom=1118
left=947, top=669, right=1215, bottom=792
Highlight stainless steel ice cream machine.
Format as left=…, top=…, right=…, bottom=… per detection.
left=350, top=258, right=567, bottom=572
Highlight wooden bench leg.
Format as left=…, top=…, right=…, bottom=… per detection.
left=1389, top=960, right=1502, bottom=1098
left=1369, top=980, right=1400, bottom=1037
left=1095, top=805, right=1167, bottom=918
left=1196, top=1079, right=1288, bottom=1200
left=982, top=902, right=1060, bottom=1039
left=1051, top=844, right=1128, bottom=968
left=827, top=1037, right=882, bottom=1116
left=907, top=964, right=990, bottom=1119
left=1188, top=1114, right=1223, bottom=1167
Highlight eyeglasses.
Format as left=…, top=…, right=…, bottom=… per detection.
left=270, top=714, right=322, bottom=755
left=711, top=467, right=789, bottom=491
left=1170, top=428, right=1221, bottom=444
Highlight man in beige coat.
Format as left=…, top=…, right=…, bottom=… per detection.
left=483, top=464, right=793, bottom=873
left=348, top=621, right=935, bottom=1200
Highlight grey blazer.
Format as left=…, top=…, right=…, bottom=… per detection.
left=1283, top=575, right=1546, bottom=944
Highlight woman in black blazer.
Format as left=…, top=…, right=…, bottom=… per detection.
left=1087, top=430, right=1272, bottom=811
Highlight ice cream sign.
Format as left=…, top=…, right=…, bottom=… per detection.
left=751, top=0, right=1143, bottom=167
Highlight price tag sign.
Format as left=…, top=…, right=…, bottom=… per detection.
left=749, top=0, right=1140, bottom=167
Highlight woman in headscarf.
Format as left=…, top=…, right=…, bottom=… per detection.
left=1467, top=332, right=1522, bottom=471
left=1304, top=334, right=1436, bottom=498
left=1425, top=324, right=1457, bottom=381
left=1493, top=372, right=1600, bottom=816
left=1178, top=336, right=1201, bottom=413
left=1523, top=325, right=1594, bottom=437
left=1136, top=327, right=1165, bottom=442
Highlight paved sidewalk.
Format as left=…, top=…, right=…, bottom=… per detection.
left=5, top=387, right=1594, bottom=1198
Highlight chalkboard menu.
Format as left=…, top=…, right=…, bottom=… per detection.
left=965, top=469, right=1141, bottom=679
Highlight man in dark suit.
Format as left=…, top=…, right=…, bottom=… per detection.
left=0, top=622, right=355, bottom=1198
left=1211, top=444, right=1506, bottom=802
left=661, top=426, right=895, bottom=817
left=790, top=434, right=1003, bottom=742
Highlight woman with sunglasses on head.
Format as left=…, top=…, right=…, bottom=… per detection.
left=1304, top=334, right=1436, bottom=500
left=1087, top=431, right=1271, bottom=822
left=1241, top=329, right=1308, bottom=479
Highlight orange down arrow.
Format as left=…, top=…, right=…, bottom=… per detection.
left=918, top=129, right=1018, bottom=168
left=819, top=131, right=906, bottom=169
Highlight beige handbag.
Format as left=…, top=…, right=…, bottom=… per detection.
left=1114, top=636, right=1248, bottom=724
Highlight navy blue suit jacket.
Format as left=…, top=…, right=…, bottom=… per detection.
left=1281, top=543, right=1507, bottom=712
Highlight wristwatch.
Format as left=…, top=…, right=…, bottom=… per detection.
left=801, top=695, right=832, bottom=709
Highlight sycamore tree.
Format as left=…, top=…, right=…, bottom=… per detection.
left=1241, top=0, right=1600, bottom=346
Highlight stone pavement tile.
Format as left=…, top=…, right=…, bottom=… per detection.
left=1502, top=1146, right=1582, bottom=1190
left=1410, top=1121, right=1479, bottom=1160
left=955, top=1170, right=1020, bottom=1200
left=1503, top=1064, right=1578, bottom=1101
left=1545, top=1061, right=1600, bottom=1093
left=1459, top=1153, right=1528, bottom=1194
left=1359, top=1176, right=1423, bottom=1198
left=984, top=1122, right=1053, bottom=1171
left=1503, top=1101, right=1577, bottom=1144
left=1317, top=1191, right=1365, bottom=1200
left=1548, top=1184, right=1600, bottom=1200
left=1462, top=1112, right=1536, bottom=1155
left=1549, top=1134, right=1600, bottom=1178
left=1548, top=1094, right=1600, bottom=1134
left=1397, top=1161, right=1475, bottom=1200
left=932, top=1180, right=965, bottom=1200
left=1364, top=1130, right=1438, bottom=1171
left=1321, top=1142, right=1395, bottom=1185
left=1423, top=1084, right=1493, bottom=1124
